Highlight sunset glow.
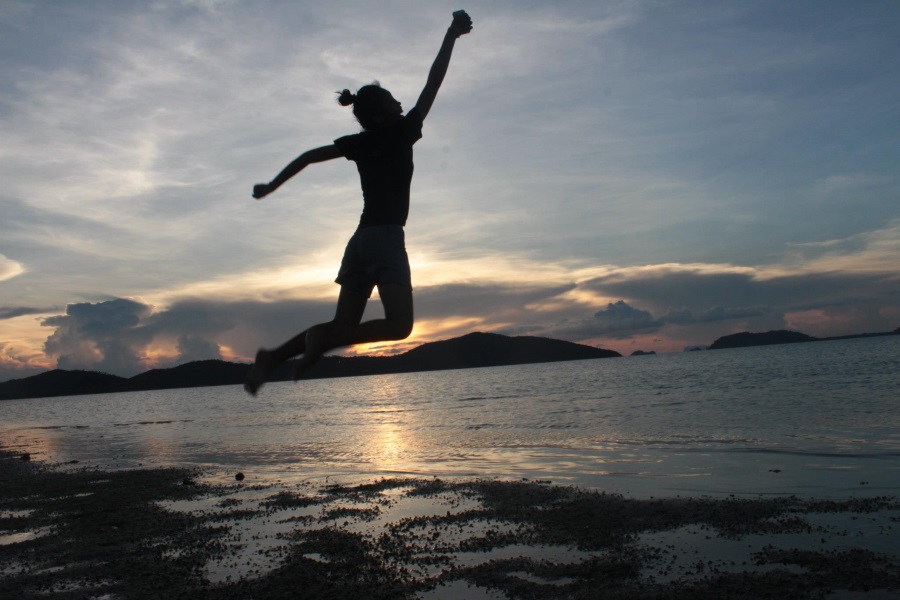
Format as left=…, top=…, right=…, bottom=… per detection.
left=1, top=2, right=898, bottom=381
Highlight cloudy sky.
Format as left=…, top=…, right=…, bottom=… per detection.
left=2, top=0, right=898, bottom=381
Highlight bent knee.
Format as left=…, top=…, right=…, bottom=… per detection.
left=390, top=318, right=414, bottom=340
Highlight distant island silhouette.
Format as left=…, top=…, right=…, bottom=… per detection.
left=708, top=327, right=899, bottom=350
left=0, top=332, right=619, bottom=401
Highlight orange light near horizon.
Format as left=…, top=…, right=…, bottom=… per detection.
left=140, top=341, right=179, bottom=367
left=0, top=314, right=57, bottom=372
left=578, top=333, right=701, bottom=356
left=219, top=344, right=243, bottom=363
left=340, top=317, right=489, bottom=358
left=342, top=339, right=419, bottom=357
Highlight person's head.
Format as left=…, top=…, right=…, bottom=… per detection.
left=337, top=82, right=402, bottom=131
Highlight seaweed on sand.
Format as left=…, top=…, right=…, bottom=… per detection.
left=3, top=454, right=900, bottom=599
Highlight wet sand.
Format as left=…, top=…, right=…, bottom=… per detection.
left=2, top=446, right=899, bottom=599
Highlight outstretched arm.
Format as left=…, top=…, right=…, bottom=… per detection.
left=253, top=144, right=342, bottom=199
left=414, top=10, right=473, bottom=120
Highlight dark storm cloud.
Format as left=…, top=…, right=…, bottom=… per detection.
left=40, top=298, right=238, bottom=375
left=592, top=301, right=663, bottom=333
left=537, top=300, right=665, bottom=340
left=37, top=296, right=343, bottom=375
left=175, top=334, right=222, bottom=363
left=42, top=299, right=153, bottom=375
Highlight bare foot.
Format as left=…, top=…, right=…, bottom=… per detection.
left=244, top=349, right=275, bottom=396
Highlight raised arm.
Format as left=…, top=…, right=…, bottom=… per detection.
left=414, top=10, right=473, bottom=121
left=253, top=144, right=342, bottom=199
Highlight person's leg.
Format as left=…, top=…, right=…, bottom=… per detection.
left=245, top=230, right=370, bottom=396
left=293, top=283, right=413, bottom=378
left=242, top=327, right=311, bottom=396
left=291, top=286, right=370, bottom=378
left=243, top=346, right=277, bottom=396
left=347, top=283, right=414, bottom=343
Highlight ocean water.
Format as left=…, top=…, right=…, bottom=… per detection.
left=2, top=336, right=898, bottom=498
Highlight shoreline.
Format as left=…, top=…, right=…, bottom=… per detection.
left=2, top=447, right=899, bottom=598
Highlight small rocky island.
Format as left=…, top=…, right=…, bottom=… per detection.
left=708, top=328, right=899, bottom=350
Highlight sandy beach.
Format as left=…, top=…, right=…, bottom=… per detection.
left=2, top=445, right=899, bottom=599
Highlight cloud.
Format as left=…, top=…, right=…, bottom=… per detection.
left=786, top=222, right=900, bottom=274
left=531, top=300, right=664, bottom=341
left=175, top=334, right=222, bottom=363
left=5, top=2, right=899, bottom=369
left=0, top=306, right=57, bottom=320
left=581, top=264, right=900, bottom=315
left=27, top=255, right=900, bottom=379
left=563, top=262, right=900, bottom=340
left=30, top=282, right=579, bottom=375
left=42, top=299, right=154, bottom=376
left=663, top=306, right=769, bottom=325
left=491, top=254, right=900, bottom=343
left=0, top=339, right=47, bottom=383
left=413, top=283, right=576, bottom=320
left=37, top=297, right=259, bottom=375
left=0, top=255, right=25, bottom=281
left=147, top=283, right=577, bottom=359
left=591, top=301, right=663, bottom=335
left=145, top=297, right=335, bottom=356
left=37, top=297, right=296, bottom=375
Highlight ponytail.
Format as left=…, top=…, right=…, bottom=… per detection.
left=336, top=89, right=355, bottom=106
left=336, top=82, right=389, bottom=131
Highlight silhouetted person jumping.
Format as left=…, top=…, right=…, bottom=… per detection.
left=244, top=11, right=473, bottom=396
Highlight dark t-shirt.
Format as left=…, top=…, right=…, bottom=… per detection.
left=334, top=108, right=424, bottom=228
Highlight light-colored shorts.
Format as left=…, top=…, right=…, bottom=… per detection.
left=335, top=225, right=412, bottom=297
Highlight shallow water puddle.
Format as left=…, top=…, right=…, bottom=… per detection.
left=453, top=543, right=591, bottom=568
left=204, top=514, right=299, bottom=584
left=0, top=527, right=52, bottom=546
left=637, top=524, right=804, bottom=583
left=342, top=487, right=483, bottom=536
left=508, top=569, right=576, bottom=586
left=636, top=507, right=900, bottom=584
left=417, top=578, right=506, bottom=599
left=160, top=484, right=312, bottom=583
left=159, top=478, right=527, bottom=584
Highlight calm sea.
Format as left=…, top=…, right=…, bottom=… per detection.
left=2, top=336, right=898, bottom=498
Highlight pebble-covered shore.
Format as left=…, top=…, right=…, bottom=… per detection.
left=2, top=446, right=899, bottom=599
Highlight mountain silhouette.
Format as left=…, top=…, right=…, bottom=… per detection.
left=0, top=369, right=127, bottom=400
left=128, top=360, right=249, bottom=391
left=390, top=332, right=617, bottom=371
left=0, top=332, right=620, bottom=401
